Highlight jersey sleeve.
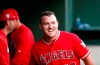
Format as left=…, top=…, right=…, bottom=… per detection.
left=72, top=34, right=90, bottom=59
left=10, top=31, right=35, bottom=65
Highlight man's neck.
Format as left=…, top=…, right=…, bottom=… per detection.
left=44, top=31, right=60, bottom=44
left=2, top=28, right=10, bottom=36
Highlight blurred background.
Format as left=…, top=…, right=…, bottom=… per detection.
left=0, top=0, right=100, bottom=64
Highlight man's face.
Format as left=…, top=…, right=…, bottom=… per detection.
left=7, top=19, right=16, bottom=32
left=40, top=15, right=59, bottom=38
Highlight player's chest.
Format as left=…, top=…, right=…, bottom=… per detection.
left=36, top=43, right=74, bottom=62
left=35, top=46, right=75, bottom=65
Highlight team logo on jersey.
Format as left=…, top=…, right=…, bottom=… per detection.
left=18, top=50, right=21, bottom=53
left=81, top=41, right=86, bottom=48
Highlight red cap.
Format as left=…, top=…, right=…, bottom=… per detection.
left=0, top=8, right=19, bottom=22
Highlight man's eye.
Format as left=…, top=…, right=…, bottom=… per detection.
left=44, top=23, right=48, bottom=25
left=52, top=22, right=55, bottom=24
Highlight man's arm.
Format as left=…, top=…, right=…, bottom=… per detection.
left=83, top=54, right=95, bottom=65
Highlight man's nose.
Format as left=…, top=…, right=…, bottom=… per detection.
left=49, top=23, right=53, bottom=28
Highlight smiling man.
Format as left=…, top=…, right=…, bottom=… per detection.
left=30, top=11, right=95, bottom=65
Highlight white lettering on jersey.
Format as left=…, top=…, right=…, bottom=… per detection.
left=64, top=62, right=76, bottom=65
left=69, top=62, right=76, bottom=65
left=40, top=50, right=74, bottom=65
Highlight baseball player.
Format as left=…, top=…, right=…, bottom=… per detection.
left=30, top=11, right=95, bottom=65
left=3, top=8, right=35, bottom=65
left=0, top=8, right=17, bottom=65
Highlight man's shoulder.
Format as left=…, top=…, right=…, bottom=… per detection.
left=60, top=31, right=79, bottom=38
left=35, top=38, right=43, bottom=44
left=20, top=24, right=33, bottom=34
left=32, top=38, right=43, bottom=50
left=21, top=24, right=31, bottom=31
left=60, top=31, right=75, bottom=35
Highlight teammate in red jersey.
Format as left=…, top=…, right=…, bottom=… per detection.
left=30, top=11, right=95, bottom=65
left=2, top=8, right=35, bottom=65
left=0, top=8, right=17, bottom=65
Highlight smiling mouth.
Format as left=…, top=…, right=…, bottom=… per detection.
left=48, top=29, right=54, bottom=31
left=48, top=30, right=54, bottom=33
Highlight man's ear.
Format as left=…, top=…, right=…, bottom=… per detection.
left=39, top=24, right=42, bottom=29
left=57, top=21, right=59, bottom=27
left=11, top=21, right=14, bottom=26
left=6, top=20, right=9, bottom=25
left=7, top=20, right=14, bottom=26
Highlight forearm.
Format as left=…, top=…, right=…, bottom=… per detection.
left=83, top=55, right=95, bottom=65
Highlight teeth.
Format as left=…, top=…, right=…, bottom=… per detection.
left=48, top=30, right=53, bottom=32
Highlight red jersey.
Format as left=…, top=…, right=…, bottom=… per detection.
left=30, top=31, right=90, bottom=65
left=0, top=30, right=10, bottom=65
left=10, top=24, right=35, bottom=65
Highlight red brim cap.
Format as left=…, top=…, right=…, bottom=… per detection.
left=0, top=8, right=19, bottom=22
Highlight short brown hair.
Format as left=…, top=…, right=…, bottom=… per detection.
left=41, top=11, right=55, bottom=17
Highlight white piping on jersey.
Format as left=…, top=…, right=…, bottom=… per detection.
left=81, top=49, right=90, bottom=59
left=43, top=30, right=60, bottom=44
